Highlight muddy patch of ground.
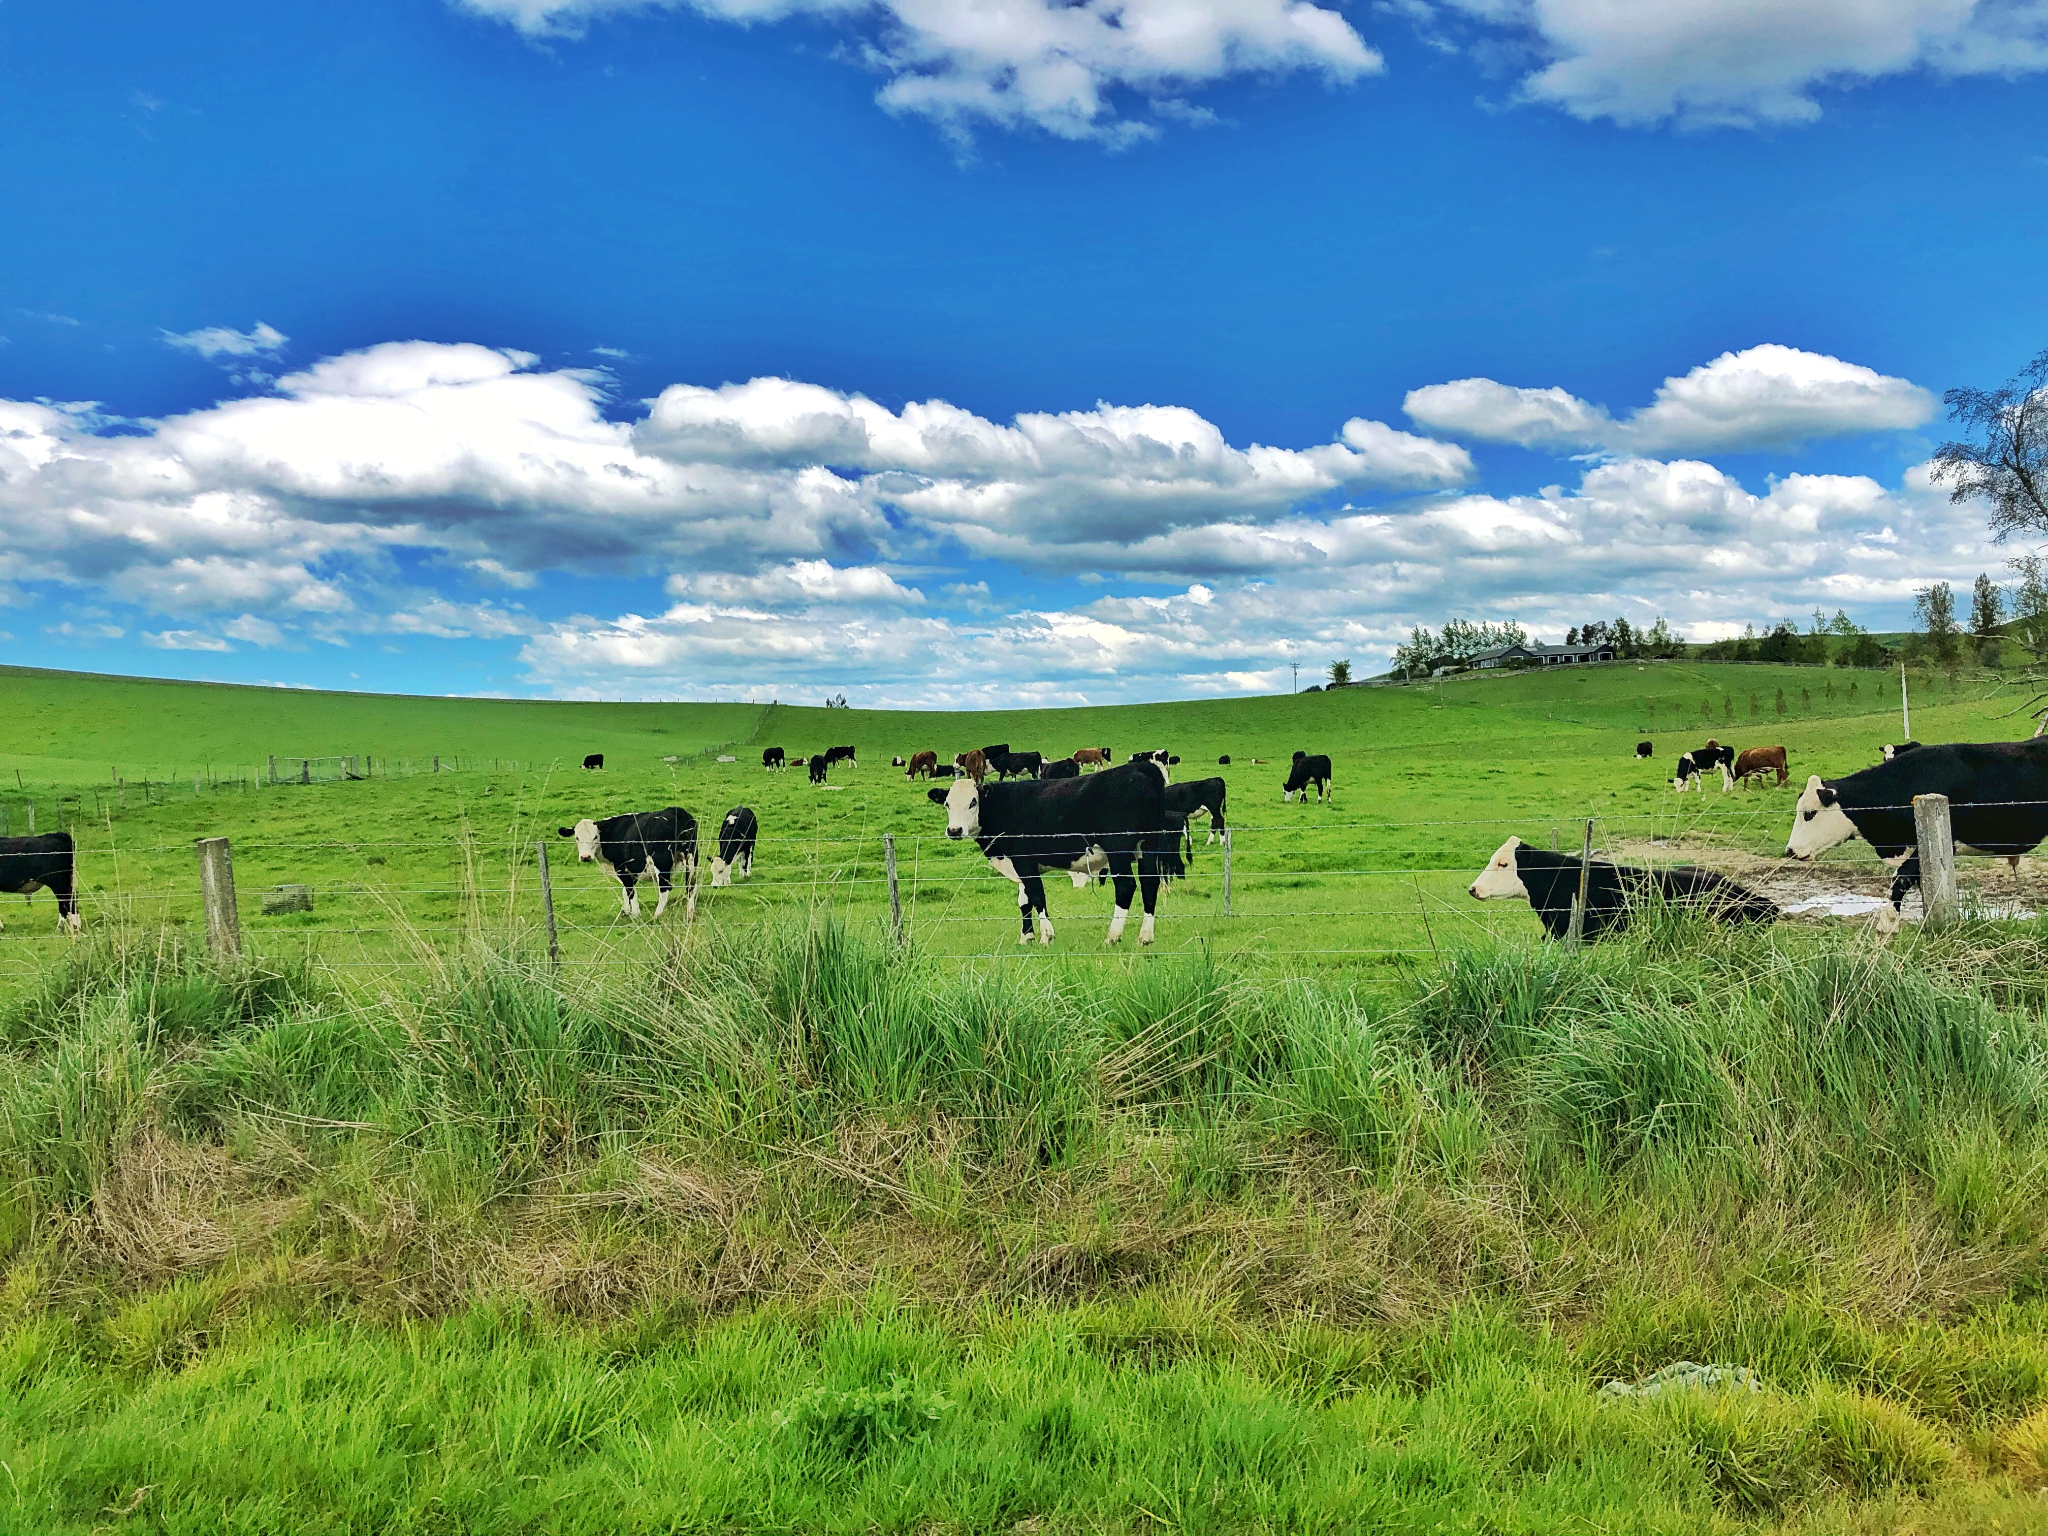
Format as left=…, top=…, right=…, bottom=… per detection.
left=1604, top=839, right=2041, bottom=925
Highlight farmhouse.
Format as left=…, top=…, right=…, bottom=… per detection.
left=1469, top=640, right=1618, bottom=669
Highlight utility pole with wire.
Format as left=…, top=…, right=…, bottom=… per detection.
left=1291, top=661, right=1299, bottom=694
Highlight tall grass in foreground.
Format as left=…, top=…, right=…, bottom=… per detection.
left=7, top=913, right=2048, bottom=1529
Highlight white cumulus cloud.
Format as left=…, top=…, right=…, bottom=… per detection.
left=163, top=321, right=289, bottom=360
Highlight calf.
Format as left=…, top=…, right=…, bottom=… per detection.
left=1732, top=745, right=1788, bottom=789
left=1785, top=738, right=2048, bottom=912
left=558, top=808, right=699, bottom=920
left=954, top=749, right=988, bottom=784
left=762, top=747, right=786, bottom=770
left=582, top=753, right=604, bottom=771
left=992, top=750, right=1043, bottom=780
left=1673, top=743, right=1736, bottom=793
left=906, top=750, right=939, bottom=780
left=1635, top=741, right=1653, bottom=759
left=1040, top=757, right=1080, bottom=780
left=927, top=760, right=1177, bottom=946
left=1469, top=837, right=1776, bottom=941
left=1282, top=754, right=1332, bottom=804
left=1164, top=777, right=1227, bottom=856
left=1072, top=747, right=1111, bottom=771
left=809, top=755, right=828, bottom=785
left=709, top=806, right=758, bottom=888
left=0, top=833, right=81, bottom=934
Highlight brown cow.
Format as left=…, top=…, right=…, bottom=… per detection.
left=1072, top=746, right=1111, bottom=771
left=1732, top=745, right=1788, bottom=788
left=954, top=749, right=988, bottom=784
left=906, top=750, right=939, bottom=780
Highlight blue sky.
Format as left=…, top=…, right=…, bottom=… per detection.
left=2, top=0, right=2044, bottom=705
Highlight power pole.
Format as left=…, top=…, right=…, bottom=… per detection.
left=1291, top=661, right=1299, bottom=694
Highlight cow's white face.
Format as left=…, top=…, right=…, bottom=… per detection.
left=1468, top=837, right=1528, bottom=901
left=1786, top=774, right=1857, bottom=859
left=561, top=818, right=601, bottom=862
left=928, top=779, right=979, bottom=839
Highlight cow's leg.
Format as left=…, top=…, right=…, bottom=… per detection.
left=1016, top=877, right=1034, bottom=944
left=1138, top=874, right=1159, bottom=946
left=681, top=854, right=698, bottom=920
left=616, top=876, right=638, bottom=917
left=1889, top=852, right=1923, bottom=913
left=1023, top=871, right=1054, bottom=944
left=56, top=880, right=80, bottom=936
left=1107, top=873, right=1136, bottom=945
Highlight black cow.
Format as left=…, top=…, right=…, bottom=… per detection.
left=558, top=808, right=699, bottom=920
left=0, top=833, right=81, bottom=934
left=582, top=753, right=604, bottom=771
left=1635, top=741, right=1653, bottom=759
left=1217, top=755, right=1231, bottom=766
left=1883, top=741, right=1922, bottom=762
left=1469, top=837, right=1776, bottom=941
left=1786, top=739, right=2048, bottom=911
left=979, top=743, right=1011, bottom=762
left=1673, top=743, right=1735, bottom=793
left=1040, top=757, right=1080, bottom=780
left=824, top=745, right=857, bottom=769
left=1164, top=777, right=1227, bottom=856
left=809, top=755, right=828, bottom=785
left=762, top=747, right=786, bottom=770
left=926, top=760, right=1177, bottom=946
left=710, top=806, right=758, bottom=888
left=1283, top=754, right=1332, bottom=804
left=992, top=750, right=1043, bottom=780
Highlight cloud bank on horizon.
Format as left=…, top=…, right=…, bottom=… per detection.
left=0, top=335, right=1999, bottom=706
left=454, top=0, right=2048, bottom=140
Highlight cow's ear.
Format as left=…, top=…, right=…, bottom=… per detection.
left=557, top=827, right=574, bottom=837
left=927, top=788, right=948, bottom=805
left=1817, top=787, right=1838, bottom=807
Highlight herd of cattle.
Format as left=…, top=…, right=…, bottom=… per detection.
left=3, top=731, right=2043, bottom=948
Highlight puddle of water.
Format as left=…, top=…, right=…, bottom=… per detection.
left=1782, top=893, right=1897, bottom=919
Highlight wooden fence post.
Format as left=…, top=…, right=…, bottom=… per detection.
left=196, top=837, right=241, bottom=958
left=1913, top=794, right=1959, bottom=931
left=300, top=758, right=310, bottom=785
left=433, top=755, right=441, bottom=774
left=883, top=833, right=904, bottom=944
left=267, top=754, right=276, bottom=786
left=1222, top=827, right=1234, bottom=916
left=535, top=839, right=561, bottom=971
left=1566, top=818, right=1593, bottom=946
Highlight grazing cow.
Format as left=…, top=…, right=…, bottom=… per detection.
left=582, top=753, right=604, bottom=771
left=1167, top=755, right=1181, bottom=766
left=1041, top=757, right=1080, bottom=780
left=1073, top=748, right=1111, bottom=771
left=1732, top=745, right=1789, bottom=789
left=709, top=806, right=758, bottom=888
left=1292, top=750, right=1306, bottom=762
left=1282, top=754, right=1332, bottom=804
left=809, top=755, right=828, bottom=786
left=979, top=743, right=1011, bottom=762
left=1164, top=777, right=1227, bottom=854
left=906, top=750, right=939, bottom=780
left=992, top=750, right=1044, bottom=780
left=1635, top=741, right=1653, bottom=759
left=891, top=756, right=906, bottom=768
left=824, top=745, right=857, bottom=769
left=1130, top=750, right=1170, bottom=765
left=762, top=747, right=786, bottom=771
left=1217, top=755, right=1231, bottom=766
left=0, top=833, right=81, bottom=934
left=1784, top=739, right=2048, bottom=912
left=927, top=759, right=1177, bottom=946
left=929, top=764, right=958, bottom=779
left=1883, top=741, right=1922, bottom=762
left=1673, top=743, right=1736, bottom=793
left=1468, top=837, right=1776, bottom=941
left=558, top=808, right=699, bottom=920
left=954, top=749, right=988, bottom=784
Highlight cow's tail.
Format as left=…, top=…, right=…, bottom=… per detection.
left=1141, top=831, right=1186, bottom=882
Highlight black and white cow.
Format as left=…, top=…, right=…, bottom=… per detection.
left=1785, top=739, right=2048, bottom=911
left=1164, top=777, right=1227, bottom=853
left=1282, top=754, right=1332, bottom=803
left=824, top=745, right=857, bottom=769
left=926, top=759, right=1177, bottom=946
left=991, top=750, right=1043, bottom=780
left=762, top=747, right=786, bottom=770
left=558, top=808, right=699, bottom=920
left=0, top=833, right=81, bottom=934
left=1130, top=749, right=1170, bottom=765
left=1883, top=741, right=1922, bottom=762
left=709, top=805, right=758, bottom=888
left=808, top=755, right=828, bottom=785
left=1673, top=743, right=1736, bottom=793
left=1469, top=837, right=1776, bottom=941
left=1635, top=741, right=1653, bottom=759
left=582, top=753, right=604, bottom=770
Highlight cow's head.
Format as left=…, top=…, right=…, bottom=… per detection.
left=1786, top=775, right=1857, bottom=859
left=928, top=778, right=979, bottom=838
left=558, top=819, right=601, bottom=861
left=1670, top=753, right=1696, bottom=789
left=1468, top=837, right=1528, bottom=901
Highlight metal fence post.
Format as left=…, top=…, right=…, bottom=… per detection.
left=1913, top=794, right=1958, bottom=931
left=1566, top=818, right=1593, bottom=946
left=535, top=839, right=561, bottom=971
left=883, top=833, right=904, bottom=943
left=433, top=755, right=441, bottom=774
left=267, top=754, right=276, bottom=786
left=1222, top=827, right=1233, bottom=916
left=301, top=758, right=310, bottom=785
left=196, top=837, right=241, bottom=958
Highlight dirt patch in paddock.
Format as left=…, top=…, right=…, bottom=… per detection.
left=1604, top=839, right=2043, bottom=924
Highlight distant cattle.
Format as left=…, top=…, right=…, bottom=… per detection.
left=1883, top=741, right=1922, bottom=762
left=1041, top=757, right=1080, bottom=780
left=1786, top=738, right=2048, bottom=914
left=979, top=743, right=1011, bottom=762
left=709, top=806, right=758, bottom=889
left=926, top=759, right=1177, bottom=946
left=891, top=756, right=906, bottom=767
left=1635, top=741, right=1653, bottom=759
left=1673, top=743, right=1736, bottom=793
left=1732, top=745, right=1789, bottom=789
left=992, top=750, right=1043, bottom=780
left=823, top=745, right=857, bottom=769
left=1217, top=755, right=1231, bottom=766
left=582, top=753, right=604, bottom=771
left=1167, top=755, right=1181, bottom=766
left=558, top=807, right=699, bottom=920
left=809, top=755, right=829, bottom=785
left=928, top=764, right=958, bottom=779
left=1164, top=777, right=1227, bottom=856
left=1130, top=750, right=1170, bottom=766
left=955, top=749, right=989, bottom=784
left=0, top=833, right=80, bottom=934
left=906, top=750, right=939, bottom=780
left=762, top=747, right=786, bottom=771
left=1283, top=754, right=1332, bottom=804
left=1073, top=747, right=1111, bottom=771
left=1468, top=837, right=1776, bottom=941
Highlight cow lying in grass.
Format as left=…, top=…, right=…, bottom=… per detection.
left=1468, top=836, right=1776, bottom=941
